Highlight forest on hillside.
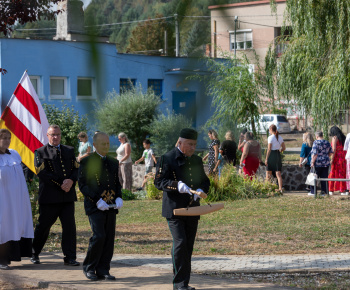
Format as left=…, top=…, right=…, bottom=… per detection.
left=13, top=0, right=263, bottom=55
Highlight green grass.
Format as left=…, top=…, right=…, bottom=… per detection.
left=44, top=195, right=350, bottom=255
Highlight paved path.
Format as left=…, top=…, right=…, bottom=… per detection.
left=112, top=253, right=350, bottom=273
left=2, top=252, right=350, bottom=289
left=0, top=253, right=294, bottom=290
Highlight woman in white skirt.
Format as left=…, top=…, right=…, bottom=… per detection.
left=0, top=129, right=34, bottom=270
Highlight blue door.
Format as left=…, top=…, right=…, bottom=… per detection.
left=172, top=91, right=196, bottom=127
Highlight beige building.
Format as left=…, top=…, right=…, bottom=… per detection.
left=209, top=0, right=287, bottom=67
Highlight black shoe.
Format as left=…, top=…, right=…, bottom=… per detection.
left=83, top=270, right=98, bottom=281
left=30, top=255, right=40, bottom=264
left=0, top=264, right=10, bottom=270
left=174, top=286, right=195, bottom=290
left=64, top=259, right=80, bottom=266
left=97, top=274, right=116, bottom=280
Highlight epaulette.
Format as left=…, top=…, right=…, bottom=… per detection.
left=35, top=162, right=45, bottom=175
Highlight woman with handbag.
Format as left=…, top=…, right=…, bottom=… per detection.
left=310, top=131, right=333, bottom=196
left=299, top=133, right=314, bottom=192
left=265, top=124, right=286, bottom=193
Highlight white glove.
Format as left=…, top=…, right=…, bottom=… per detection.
left=177, top=181, right=191, bottom=194
left=115, top=197, right=123, bottom=209
left=194, top=188, right=204, bottom=201
left=96, top=198, right=109, bottom=211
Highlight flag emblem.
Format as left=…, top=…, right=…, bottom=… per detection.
left=0, top=71, right=49, bottom=173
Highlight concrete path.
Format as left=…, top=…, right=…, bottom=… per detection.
left=2, top=251, right=350, bottom=289
left=0, top=253, right=295, bottom=290
left=112, top=253, right=350, bottom=273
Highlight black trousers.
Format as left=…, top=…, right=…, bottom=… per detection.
left=167, top=217, right=199, bottom=288
left=32, top=202, right=76, bottom=261
left=83, top=210, right=116, bottom=275
left=311, top=166, right=329, bottom=194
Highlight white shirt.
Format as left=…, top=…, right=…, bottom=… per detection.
left=268, top=134, right=284, bottom=150
left=116, top=143, right=132, bottom=164
left=142, top=148, right=154, bottom=167
left=344, top=133, right=350, bottom=160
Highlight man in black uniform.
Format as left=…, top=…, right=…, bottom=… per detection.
left=32, top=125, right=79, bottom=266
left=154, top=128, right=210, bottom=290
left=78, top=132, right=123, bottom=281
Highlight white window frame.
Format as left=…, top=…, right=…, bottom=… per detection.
left=29, top=76, right=43, bottom=100
left=229, top=29, right=253, bottom=51
left=50, top=77, right=69, bottom=100
left=77, top=77, right=96, bottom=100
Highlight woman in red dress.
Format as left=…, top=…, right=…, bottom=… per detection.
left=328, top=126, right=347, bottom=195
left=240, top=132, right=262, bottom=179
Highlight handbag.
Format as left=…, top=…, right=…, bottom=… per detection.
left=305, top=167, right=317, bottom=186
left=300, top=151, right=311, bottom=166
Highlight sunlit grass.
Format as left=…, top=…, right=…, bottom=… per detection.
left=43, top=195, right=350, bottom=255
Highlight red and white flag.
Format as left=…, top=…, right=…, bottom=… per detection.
left=0, top=71, right=49, bottom=173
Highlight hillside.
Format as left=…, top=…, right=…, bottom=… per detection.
left=85, top=0, right=263, bottom=53
left=12, top=0, right=264, bottom=55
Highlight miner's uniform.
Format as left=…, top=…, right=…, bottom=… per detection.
left=33, top=144, right=79, bottom=263
left=78, top=152, right=122, bottom=276
left=154, top=147, right=210, bottom=289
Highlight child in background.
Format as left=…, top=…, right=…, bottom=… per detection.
left=135, top=139, right=157, bottom=190
left=213, top=152, right=225, bottom=178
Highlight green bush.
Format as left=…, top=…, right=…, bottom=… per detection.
left=145, top=174, right=163, bottom=200
left=27, top=179, right=39, bottom=226
left=207, top=165, right=280, bottom=202
left=95, top=84, right=163, bottom=159
left=122, top=189, right=137, bottom=200
left=147, top=109, right=193, bottom=156
left=43, top=104, right=88, bottom=154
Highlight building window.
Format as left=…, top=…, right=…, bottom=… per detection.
left=120, top=78, right=136, bottom=93
left=29, top=76, right=43, bottom=99
left=50, top=77, right=69, bottom=99
left=230, top=30, right=253, bottom=50
left=77, top=77, right=95, bottom=99
left=148, top=79, right=163, bottom=98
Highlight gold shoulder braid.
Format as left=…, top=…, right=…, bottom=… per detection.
left=35, top=162, right=45, bottom=175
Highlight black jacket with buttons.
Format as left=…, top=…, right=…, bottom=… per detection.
left=78, top=152, right=122, bottom=215
left=34, top=144, right=78, bottom=204
left=154, top=147, right=210, bottom=219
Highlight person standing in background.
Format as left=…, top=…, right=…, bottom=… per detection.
left=135, top=139, right=157, bottom=190
left=116, top=132, right=133, bottom=191
left=265, top=124, right=286, bottom=193
left=77, top=131, right=92, bottom=162
left=310, top=131, right=333, bottom=196
left=202, top=129, right=220, bottom=175
left=219, top=130, right=237, bottom=165
left=328, top=126, right=347, bottom=195
left=299, top=132, right=314, bottom=192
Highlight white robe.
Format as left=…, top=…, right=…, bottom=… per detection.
left=0, top=149, right=34, bottom=244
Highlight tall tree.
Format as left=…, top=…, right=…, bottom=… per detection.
left=266, top=0, right=350, bottom=132
left=95, top=84, right=162, bottom=159
left=127, top=14, right=175, bottom=56
left=198, top=52, right=263, bottom=135
left=0, top=0, right=61, bottom=36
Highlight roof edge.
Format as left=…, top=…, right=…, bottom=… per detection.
left=209, top=0, right=286, bottom=10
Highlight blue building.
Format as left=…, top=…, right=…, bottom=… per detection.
left=0, top=1, right=214, bottom=149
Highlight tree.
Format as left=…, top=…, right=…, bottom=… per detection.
left=0, top=0, right=61, bottom=36
left=95, top=84, right=162, bottom=158
left=146, top=109, right=193, bottom=156
left=266, top=0, right=350, bottom=133
left=43, top=104, right=89, bottom=154
left=198, top=52, right=263, bottom=135
left=127, top=13, right=175, bottom=56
